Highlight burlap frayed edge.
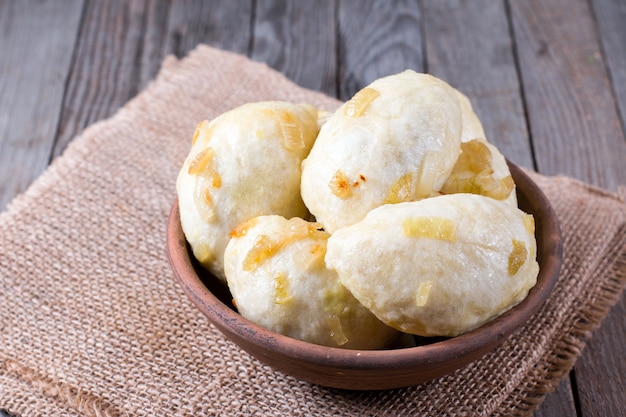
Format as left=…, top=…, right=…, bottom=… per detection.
left=0, top=357, right=124, bottom=417
left=503, top=187, right=626, bottom=417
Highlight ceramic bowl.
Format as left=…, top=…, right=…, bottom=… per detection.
left=166, top=162, right=562, bottom=390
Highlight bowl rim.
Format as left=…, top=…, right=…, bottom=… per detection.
left=166, top=161, right=562, bottom=375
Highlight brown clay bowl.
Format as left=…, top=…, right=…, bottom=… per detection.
left=166, top=162, right=562, bottom=390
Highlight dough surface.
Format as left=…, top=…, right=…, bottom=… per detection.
left=325, top=194, right=539, bottom=337
left=224, top=215, right=399, bottom=348
left=177, top=101, right=319, bottom=282
left=301, top=70, right=463, bottom=233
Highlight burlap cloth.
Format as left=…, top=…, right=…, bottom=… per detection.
left=1, top=45, right=625, bottom=417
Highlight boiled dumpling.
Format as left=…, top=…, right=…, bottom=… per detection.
left=177, top=101, right=319, bottom=282
left=301, top=70, right=463, bottom=233
left=224, top=215, right=399, bottom=348
left=325, top=193, right=539, bottom=337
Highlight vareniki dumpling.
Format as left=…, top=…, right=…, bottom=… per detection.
left=224, top=215, right=399, bottom=349
left=325, top=193, right=539, bottom=337
left=301, top=70, right=463, bottom=233
left=175, top=71, right=539, bottom=347
left=177, top=101, right=319, bottom=282
left=447, top=90, right=517, bottom=206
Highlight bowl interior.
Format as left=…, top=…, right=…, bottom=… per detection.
left=167, top=162, right=562, bottom=390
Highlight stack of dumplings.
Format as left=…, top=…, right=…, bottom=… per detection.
left=176, top=70, right=539, bottom=349
left=177, top=101, right=319, bottom=282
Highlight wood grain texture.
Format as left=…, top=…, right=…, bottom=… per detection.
left=52, top=0, right=254, bottom=159
left=585, top=4, right=626, bottom=414
left=510, top=0, right=626, bottom=190
left=251, top=0, right=336, bottom=97
left=591, top=0, right=626, bottom=134
left=337, top=0, right=422, bottom=100
left=164, top=0, right=252, bottom=58
left=533, top=376, right=578, bottom=417
left=0, top=0, right=84, bottom=210
left=511, top=1, right=626, bottom=416
left=51, top=0, right=171, bottom=159
left=574, top=294, right=626, bottom=417
left=135, top=0, right=172, bottom=89
left=422, top=0, right=534, bottom=169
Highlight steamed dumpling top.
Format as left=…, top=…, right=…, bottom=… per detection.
left=301, top=70, right=463, bottom=233
left=177, top=101, right=319, bottom=282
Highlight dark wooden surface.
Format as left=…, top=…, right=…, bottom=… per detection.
left=1, top=1, right=624, bottom=416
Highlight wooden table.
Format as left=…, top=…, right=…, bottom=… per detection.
left=1, top=1, right=624, bottom=416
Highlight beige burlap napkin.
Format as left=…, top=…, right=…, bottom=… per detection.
left=1, top=45, right=625, bottom=417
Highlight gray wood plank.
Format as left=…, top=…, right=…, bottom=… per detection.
left=510, top=1, right=626, bottom=417
left=337, top=0, right=422, bottom=100
left=51, top=0, right=254, bottom=160
left=534, top=378, right=576, bottom=417
left=164, top=0, right=252, bottom=58
left=591, top=0, right=626, bottom=135
left=0, top=0, right=84, bottom=211
left=422, top=0, right=534, bottom=169
left=251, top=0, right=336, bottom=97
left=574, top=294, right=626, bottom=417
left=583, top=3, right=626, bottom=414
left=137, top=0, right=173, bottom=89
left=50, top=0, right=171, bottom=159
left=533, top=376, right=578, bottom=417
left=510, top=0, right=626, bottom=191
